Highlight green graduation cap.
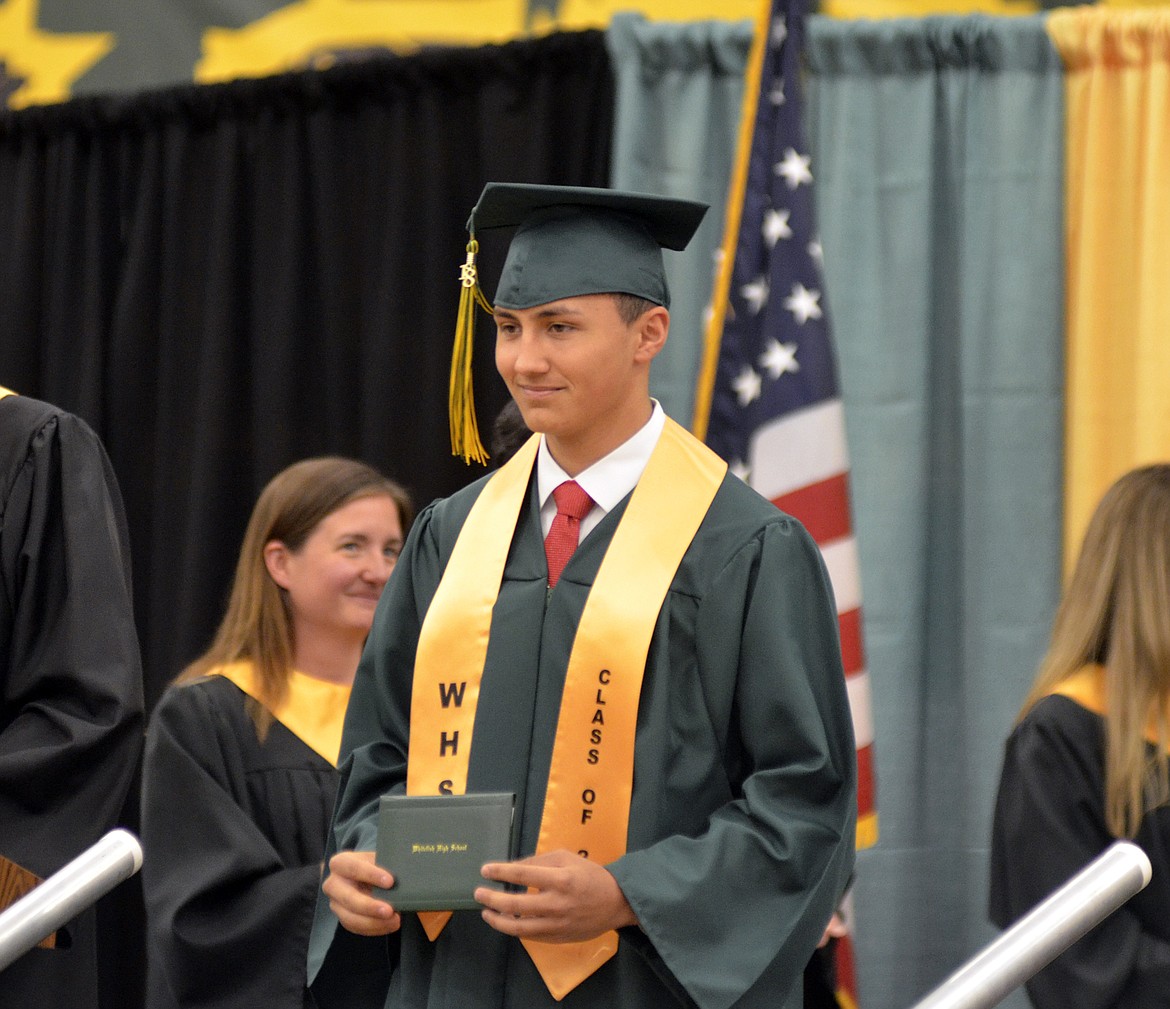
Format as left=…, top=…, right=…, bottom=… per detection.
left=449, top=183, right=709, bottom=464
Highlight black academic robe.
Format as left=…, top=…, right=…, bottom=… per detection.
left=990, top=695, right=1170, bottom=1008
left=141, top=676, right=341, bottom=1009
left=0, top=395, right=144, bottom=1008
left=802, top=943, right=844, bottom=1009
left=309, top=468, right=857, bottom=1009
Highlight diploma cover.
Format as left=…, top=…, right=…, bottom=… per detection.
left=373, top=792, right=515, bottom=911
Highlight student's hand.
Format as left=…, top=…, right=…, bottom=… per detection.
left=322, top=850, right=402, bottom=936
left=817, top=912, right=849, bottom=948
left=476, top=849, right=638, bottom=943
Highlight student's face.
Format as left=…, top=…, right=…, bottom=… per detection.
left=494, top=294, right=666, bottom=469
left=266, top=495, right=403, bottom=640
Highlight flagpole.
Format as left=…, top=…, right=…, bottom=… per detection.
left=691, top=8, right=876, bottom=1006
left=691, top=0, right=772, bottom=440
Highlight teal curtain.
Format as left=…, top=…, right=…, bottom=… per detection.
left=805, top=15, right=1065, bottom=1008
left=606, top=13, right=753, bottom=427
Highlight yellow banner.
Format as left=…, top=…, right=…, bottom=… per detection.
left=197, top=0, right=759, bottom=84
left=0, top=0, right=112, bottom=108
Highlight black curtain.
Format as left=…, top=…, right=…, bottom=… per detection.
left=0, top=31, right=614, bottom=712
left=2, top=36, right=611, bottom=1006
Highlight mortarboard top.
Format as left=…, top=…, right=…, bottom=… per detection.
left=469, top=183, right=708, bottom=250
left=448, top=183, right=708, bottom=465
left=467, top=183, right=709, bottom=311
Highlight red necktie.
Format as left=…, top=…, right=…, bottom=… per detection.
left=544, top=480, right=594, bottom=588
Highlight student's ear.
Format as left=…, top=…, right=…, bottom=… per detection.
left=633, top=306, right=669, bottom=364
left=264, top=541, right=292, bottom=589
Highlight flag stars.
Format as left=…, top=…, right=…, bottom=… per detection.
left=740, top=275, right=769, bottom=315
left=771, top=15, right=788, bottom=46
left=759, top=339, right=799, bottom=379
left=763, top=208, right=792, bottom=248
left=775, top=147, right=813, bottom=190
left=808, top=237, right=824, bottom=264
left=768, top=76, right=786, bottom=106
left=783, top=282, right=822, bottom=324
left=732, top=366, right=762, bottom=406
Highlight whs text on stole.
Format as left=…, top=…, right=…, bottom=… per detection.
left=431, top=669, right=614, bottom=858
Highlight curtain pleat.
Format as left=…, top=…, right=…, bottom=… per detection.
left=1047, top=8, right=1170, bottom=569
left=606, top=13, right=754, bottom=427
left=806, top=16, right=1064, bottom=1008
left=0, top=33, right=615, bottom=712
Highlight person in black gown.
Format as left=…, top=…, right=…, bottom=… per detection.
left=0, top=388, right=144, bottom=1009
left=140, top=457, right=412, bottom=1009
left=990, top=463, right=1170, bottom=1009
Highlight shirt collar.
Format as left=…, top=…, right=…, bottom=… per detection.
left=537, top=401, right=665, bottom=514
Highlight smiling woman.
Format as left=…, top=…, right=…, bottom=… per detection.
left=264, top=494, right=407, bottom=681
left=139, top=457, right=413, bottom=1009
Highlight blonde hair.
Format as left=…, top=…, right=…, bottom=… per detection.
left=178, top=457, right=413, bottom=735
left=1020, top=464, right=1170, bottom=837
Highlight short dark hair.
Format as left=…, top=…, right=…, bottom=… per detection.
left=491, top=399, right=531, bottom=466
left=612, top=293, right=659, bottom=325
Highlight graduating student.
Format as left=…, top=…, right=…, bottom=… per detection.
left=141, top=457, right=412, bottom=1009
left=990, top=464, right=1170, bottom=1009
left=309, top=185, right=857, bottom=1009
left=0, top=388, right=144, bottom=1009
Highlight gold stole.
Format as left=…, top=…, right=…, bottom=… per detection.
left=407, top=418, right=726, bottom=1000
left=1049, top=665, right=1107, bottom=714
left=212, top=662, right=352, bottom=766
left=0, top=387, right=15, bottom=400
left=1050, top=664, right=1170, bottom=749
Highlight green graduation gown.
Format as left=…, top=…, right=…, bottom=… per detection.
left=309, top=468, right=856, bottom=1009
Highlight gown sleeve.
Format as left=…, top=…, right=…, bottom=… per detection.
left=306, top=503, right=441, bottom=1005
left=989, top=697, right=1170, bottom=1009
left=322, top=500, right=447, bottom=854
left=141, top=683, right=323, bottom=1009
left=609, top=516, right=857, bottom=1009
left=0, top=405, right=143, bottom=884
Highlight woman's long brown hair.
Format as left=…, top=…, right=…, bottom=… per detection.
left=1019, top=464, right=1170, bottom=837
left=177, top=457, right=413, bottom=736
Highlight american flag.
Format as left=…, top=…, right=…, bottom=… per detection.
left=696, top=2, right=874, bottom=1004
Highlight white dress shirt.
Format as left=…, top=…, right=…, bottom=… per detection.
left=536, top=400, right=666, bottom=541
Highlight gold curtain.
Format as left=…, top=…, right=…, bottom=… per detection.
left=1047, top=8, right=1170, bottom=568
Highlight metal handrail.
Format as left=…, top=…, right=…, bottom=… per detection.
left=0, top=829, right=143, bottom=972
left=908, top=840, right=1152, bottom=1009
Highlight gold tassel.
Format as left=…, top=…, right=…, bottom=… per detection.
left=449, top=239, right=493, bottom=465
